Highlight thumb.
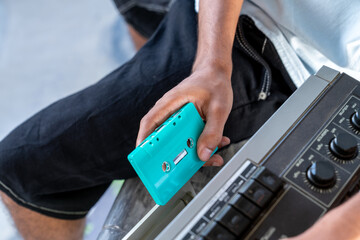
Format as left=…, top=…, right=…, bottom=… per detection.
left=197, top=107, right=228, bottom=162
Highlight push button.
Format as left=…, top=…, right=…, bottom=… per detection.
left=182, top=233, right=197, bottom=240
left=214, top=205, right=250, bottom=236
left=229, top=193, right=261, bottom=220
left=252, top=166, right=283, bottom=193
left=200, top=221, right=236, bottom=240
left=239, top=179, right=273, bottom=208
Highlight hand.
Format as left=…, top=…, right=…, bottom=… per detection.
left=285, top=193, right=360, bottom=240
left=136, top=65, right=233, bottom=167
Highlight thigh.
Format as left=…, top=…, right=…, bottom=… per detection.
left=225, top=15, right=296, bottom=143
left=0, top=0, right=198, bottom=219
left=113, top=0, right=173, bottom=38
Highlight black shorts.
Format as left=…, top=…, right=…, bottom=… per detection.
left=113, top=0, right=173, bottom=38
left=0, top=0, right=295, bottom=219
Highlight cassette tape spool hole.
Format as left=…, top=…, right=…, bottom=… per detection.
left=187, top=138, right=194, bottom=148
left=162, top=161, right=171, bottom=173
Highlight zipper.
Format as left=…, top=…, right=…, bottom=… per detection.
left=235, top=18, right=272, bottom=100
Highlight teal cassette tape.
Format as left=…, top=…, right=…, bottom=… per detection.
left=128, top=102, right=217, bottom=205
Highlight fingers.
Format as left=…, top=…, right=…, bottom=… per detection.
left=203, top=154, right=224, bottom=167
left=219, top=136, right=231, bottom=148
left=197, top=104, right=230, bottom=162
left=203, top=136, right=230, bottom=167
left=136, top=95, right=189, bottom=146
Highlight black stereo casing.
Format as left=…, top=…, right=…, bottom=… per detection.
left=157, top=66, right=360, bottom=240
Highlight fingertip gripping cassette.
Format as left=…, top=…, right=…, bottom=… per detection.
left=128, top=102, right=217, bottom=205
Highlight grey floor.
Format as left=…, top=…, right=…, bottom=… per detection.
left=0, top=0, right=135, bottom=239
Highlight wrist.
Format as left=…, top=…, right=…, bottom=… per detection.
left=192, top=57, right=233, bottom=78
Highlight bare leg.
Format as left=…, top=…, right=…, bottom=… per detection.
left=127, top=25, right=148, bottom=50
left=0, top=192, right=85, bottom=240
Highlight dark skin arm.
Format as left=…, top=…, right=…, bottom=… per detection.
left=136, top=0, right=243, bottom=166
left=137, top=2, right=360, bottom=238
left=287, top=192, right=360, bottom=240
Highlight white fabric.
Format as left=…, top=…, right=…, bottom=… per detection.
left=195, top=0, right=360, bottom=87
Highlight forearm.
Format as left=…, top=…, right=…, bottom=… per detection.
left=137, top=0, right=241, bottom=164
left=290, top=192, right=360, bottom=240
left=193, top=0, right=243, bottom=75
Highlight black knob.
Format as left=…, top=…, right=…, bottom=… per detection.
left=329, top=133, right=358, bottom=160
left=351, top=111, right=360, bottom=131
left=306, top=161, right=336, bottom=189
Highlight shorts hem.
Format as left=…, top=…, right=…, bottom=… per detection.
left=0, top=180, right=88, bottom=220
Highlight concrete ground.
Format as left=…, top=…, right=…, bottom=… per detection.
left=0, top=0, right=135, bottom=239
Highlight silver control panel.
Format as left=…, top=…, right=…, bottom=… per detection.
left=156, top=67, right=360, bottom=240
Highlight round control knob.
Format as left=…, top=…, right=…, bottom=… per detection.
left=351, top=111, right=360, bottom=131
left=329, top=133, right=358, bottom=160
left=306, top=161, right=336, bottom=189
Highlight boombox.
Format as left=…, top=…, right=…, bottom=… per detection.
left=121, top=66, right=360, bottom=240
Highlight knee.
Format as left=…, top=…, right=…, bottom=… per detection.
left=0, top=191, right=20, bottom=216
left=0, top=191, right=15, bottom=208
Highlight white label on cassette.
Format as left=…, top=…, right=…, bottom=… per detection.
left=173, top=149, right=188, bottom=165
